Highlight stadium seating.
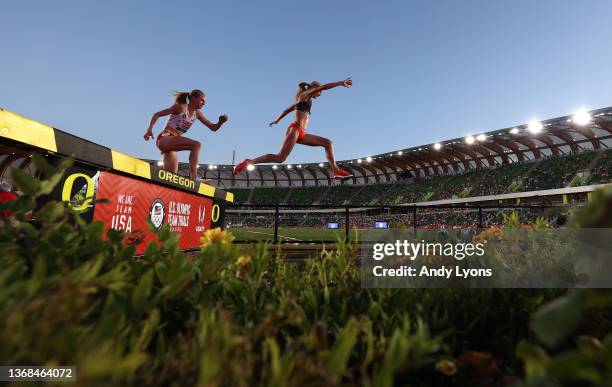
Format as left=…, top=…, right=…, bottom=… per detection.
left=230, top=149, right=612, bottom=206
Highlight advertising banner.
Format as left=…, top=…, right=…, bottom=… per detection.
left=93, top=171, right=222, bottom=254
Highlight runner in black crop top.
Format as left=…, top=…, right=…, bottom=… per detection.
left=295, top=99, right=312, bottom=114
left=234, top=78, right=354, bottom=179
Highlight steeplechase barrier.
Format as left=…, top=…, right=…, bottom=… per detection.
left=0, top=108, right=234, bottom=254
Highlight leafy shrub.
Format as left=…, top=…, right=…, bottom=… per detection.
left=0, top=156, right=610, bottom=386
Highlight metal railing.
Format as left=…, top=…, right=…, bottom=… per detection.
left=226, top=203, right=572, bottom=244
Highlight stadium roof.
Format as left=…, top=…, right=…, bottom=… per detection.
left=165, top=107, right=612, bottom=188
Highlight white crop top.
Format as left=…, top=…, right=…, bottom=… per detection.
left=166, top=106, right=197, bottom=134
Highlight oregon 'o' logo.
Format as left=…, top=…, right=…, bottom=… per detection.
left=62, top=173, right=94, bottom=212
left=211, top=204, right=220, bottom=223
left=149, top=199, right=165, bottom=229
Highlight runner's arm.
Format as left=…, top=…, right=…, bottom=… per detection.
left=300, top=78, right=352, bottom=100
left=269, top=104, right=297, bottom=127
left=197, top=111, right=228, bottom=132
left=144, top=104, right=182, bottom=140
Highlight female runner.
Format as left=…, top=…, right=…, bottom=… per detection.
left=233, top=78, right=353, bottom=178
left=144, top=89, right=228, bottom=181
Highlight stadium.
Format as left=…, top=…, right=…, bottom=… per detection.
left=146, top=107, right=612, bottom=244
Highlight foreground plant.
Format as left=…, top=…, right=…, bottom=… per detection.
left=0, top=157, right=610, bottom=386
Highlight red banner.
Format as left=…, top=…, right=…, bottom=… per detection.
left=93, top=172, right=213, bottom=254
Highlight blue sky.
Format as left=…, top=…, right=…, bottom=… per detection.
left=2, top=1, right=612, bottom=165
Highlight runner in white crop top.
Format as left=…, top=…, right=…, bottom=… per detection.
left=144, top=89, right=228, bottom=181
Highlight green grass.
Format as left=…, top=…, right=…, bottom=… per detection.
left=229, top=227, right=346, bottom=241
left=228, top=227, right=400, bottom=242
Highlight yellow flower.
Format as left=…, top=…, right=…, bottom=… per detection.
left=473, top=226, right=503, bottom=244
left=235, top=255, right=252, bottom=279
left=236, top=255, right=252, bottom=268
left=200, top=227, right=235, bottom=251
left=435, top=359, right=457, bottom=376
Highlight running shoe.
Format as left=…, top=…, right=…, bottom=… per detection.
left=233, top=159, right=251, bottom=175
left=333, top=168, right=353, bottom=179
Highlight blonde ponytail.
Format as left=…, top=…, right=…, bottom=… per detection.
left=173, top=89, right=205, bottom=104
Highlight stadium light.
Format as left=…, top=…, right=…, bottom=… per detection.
left=433, top=143, right=442, bottom=150
left=246, top=164, right=255, bottom=171
left=572, top=110, right=592, bottom=126
left=527, top=120, right=543, bottom=134
left=157, top=160, right=163, bottom=167
left=366, top=156, right=372, bottom=162
left=510, top=127, right=519, bottom=135
left=357, top=159, right=362, bottom=163
left=476, top=134, right=486, bottom=142
left=465, top=135, right=475, bottom=145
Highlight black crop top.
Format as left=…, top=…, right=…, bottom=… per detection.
left=295, top=99, right=312, bottom=114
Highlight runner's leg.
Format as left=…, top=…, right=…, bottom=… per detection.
left=297, top=133, right=338, bottom=170
left=250, top=127, right=300, bottom=164
left=158, top=136, right=202, bottom=179
left=162, top=151, right=179, bottom=173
